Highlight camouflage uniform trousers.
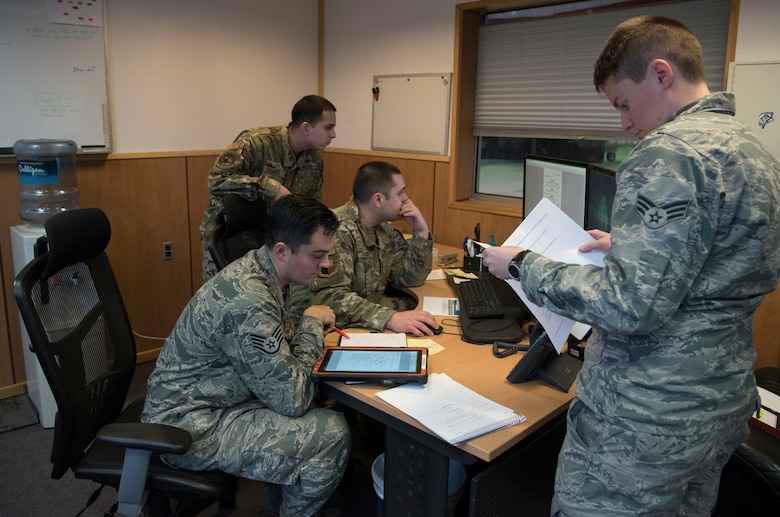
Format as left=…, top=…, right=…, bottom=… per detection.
left=170, top=402, right=350, bottom=517
left=551, top=399, right=750, bottom=517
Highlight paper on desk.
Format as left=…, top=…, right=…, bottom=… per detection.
left=377, top=373, right=525, bottom=445
left=407, top=337, right=446, bottom=355
left=503, top=197, right=606, bottom=352
left=339, top=332, right=407, bottom=347
left=427, top=269, right=447, bottom=280
left=423, top=296, right=459, bottom=316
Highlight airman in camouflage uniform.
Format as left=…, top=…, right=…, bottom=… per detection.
left=199, top=95, right=337, bottom=281
left=483, top=16, right=780, bottom=516
left=142, top=195, right=349, bottom=517
left=310, top=161, right=440, bottom=336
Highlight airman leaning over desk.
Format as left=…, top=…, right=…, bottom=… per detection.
left=199, top=94, right=337, bottom=281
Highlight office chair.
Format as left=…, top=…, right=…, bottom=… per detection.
left=206, top=194, right=266, bottom=271
left=715, top=366, right=780, bottom=516
left=14, top=208, right=237, bottom=517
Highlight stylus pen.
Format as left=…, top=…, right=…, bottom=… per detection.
left=333, top=327, right=350, bottom=340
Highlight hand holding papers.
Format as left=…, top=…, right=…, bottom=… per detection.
left=502, top=198, right=605, bottom=352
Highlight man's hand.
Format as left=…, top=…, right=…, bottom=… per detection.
left=303, top=305, right=336, bottom=334
left=482, top=246, right=525, bottom=280
left=579, top=229, right=611, bottom=253
left=386, top=310, right=439, bottom=337
left=399, top=198, right=429, bottom=239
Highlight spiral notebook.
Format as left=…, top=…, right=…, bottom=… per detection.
left=376, top=372, right=525, bottom=444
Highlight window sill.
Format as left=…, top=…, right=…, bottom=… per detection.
left=448, top=198, right=523, bottom=219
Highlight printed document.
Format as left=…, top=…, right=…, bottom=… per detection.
left=376, top=372, right=525, bottom=444
left=502, top=197, right=606, bottom=352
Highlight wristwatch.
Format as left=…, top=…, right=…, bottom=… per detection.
left=508, top=250, right=531, bottom=280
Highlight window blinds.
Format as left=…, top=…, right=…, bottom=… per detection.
left=474, top=0, right=731, bottom=139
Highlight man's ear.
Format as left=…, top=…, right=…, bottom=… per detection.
left=650, top=58, right=674, bottom=89
left=272, top=241, right=289, bottom=261
left=372, top=191, right=384, bottom=208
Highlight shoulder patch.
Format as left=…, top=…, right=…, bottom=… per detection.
left=249, top=326, right=284, bottom=355
left=636, top=194, right=690, bottom=229
left=216, top=151, right=237, bottom=169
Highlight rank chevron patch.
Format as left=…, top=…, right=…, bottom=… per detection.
left=250, top=326, right=284, bottom=354
left=636, top=194, right=690, bottom=229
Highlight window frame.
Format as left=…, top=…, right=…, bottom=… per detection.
left=449, top=0, right=741, bottom=216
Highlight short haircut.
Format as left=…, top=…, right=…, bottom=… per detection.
left=352, top=161, right=402, bottom=204
left=290, top=95, right=337, bottom=127
left=593, top=15, right=706, bottom=92
left=264, top=194, right=339, bottom=252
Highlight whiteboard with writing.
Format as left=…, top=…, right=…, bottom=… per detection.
left=371, top=73, right=451, bottom=155
left=0, top=0, right=110, bottom=154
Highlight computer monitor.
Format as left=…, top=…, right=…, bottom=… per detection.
left=584, top=164, right=617, bottom=232
left=523, top=155, right=588, bottom=227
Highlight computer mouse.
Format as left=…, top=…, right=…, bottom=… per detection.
left=425, top=323, right=444, bottom=335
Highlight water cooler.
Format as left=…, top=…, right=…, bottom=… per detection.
left=11, top=224, right=56, bottom=427
left=10, top=139, right=80, bottom=428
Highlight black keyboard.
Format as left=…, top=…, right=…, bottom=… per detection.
left=458, top=278, right=506, bottom=319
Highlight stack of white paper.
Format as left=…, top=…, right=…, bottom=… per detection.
left=376, top=373, right=525, bottom=444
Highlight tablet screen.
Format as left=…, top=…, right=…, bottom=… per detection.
left=321, top=348, right=421, bottom=373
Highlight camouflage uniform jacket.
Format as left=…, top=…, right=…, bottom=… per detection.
left=199, top=126, right=324, bottom=276
left=516, top=92, right=780, bottom=433
left=141, top=246, right=325, bottom=460
left=310, top=199, right=433, bottom=329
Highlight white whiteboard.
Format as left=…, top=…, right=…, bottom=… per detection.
left=728, top=61, right=780, bottom=158
left=371, top=73, right=451, bottom=155
left=0, top=0, right=111, bottom=154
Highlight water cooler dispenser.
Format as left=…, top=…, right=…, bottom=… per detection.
left=10, top=139, right=80, bottom=428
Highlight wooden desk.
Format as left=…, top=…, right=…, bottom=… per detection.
left=320, top=245, right=574, bottom=516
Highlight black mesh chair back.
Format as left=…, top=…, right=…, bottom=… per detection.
left=16, top=208, right=132, bottom=478
left=14, top=208, right=236, bottom=516
left=206, top=194, right=266, bottom=271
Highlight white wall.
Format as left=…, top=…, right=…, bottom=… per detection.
left=106, top=0, right=318, bottom=153
left=322, top=0, right=460, bottom=151
left=735, top=0, right=780, bottom=62
left=102, top=0, right=780, bottom=153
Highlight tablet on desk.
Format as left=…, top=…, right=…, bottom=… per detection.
left=311, top=346, right=428, bottom=385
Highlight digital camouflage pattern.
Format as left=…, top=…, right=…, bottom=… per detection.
left=199, top=126, right=324, bottom=280
left=141, top=247, right=350, bottom=516
left=310, top=199, right=433, bottom=330
left=513, top=93, right=780, bottom=515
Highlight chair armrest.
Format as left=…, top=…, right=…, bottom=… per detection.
left=96, top=422, right=193, bottom=455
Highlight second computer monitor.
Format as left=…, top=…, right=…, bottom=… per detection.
left=585, top=164, right=617, bottom=232
left=523, top=155, right=588, bottom=226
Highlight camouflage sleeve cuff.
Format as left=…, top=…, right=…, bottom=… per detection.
left=409, top=232, right=434, bottom=250
left=258, top=176, right=281, bottom=200
left=373, top=305, right=396, bottom=330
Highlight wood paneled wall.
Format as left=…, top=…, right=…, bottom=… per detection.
left=1, top=148, right=778, bottom=399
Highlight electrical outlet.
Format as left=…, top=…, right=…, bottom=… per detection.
left=163, top=241, right=173, bottom=261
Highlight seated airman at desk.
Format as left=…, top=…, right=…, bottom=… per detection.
left=310, top=160, right=440, bottom=336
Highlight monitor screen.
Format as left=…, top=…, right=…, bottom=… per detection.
left=585, top=165, right=617, bottom=232
left=523, top=155, right=588, bottom=227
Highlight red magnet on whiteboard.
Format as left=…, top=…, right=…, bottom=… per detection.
left=372, top=87, right=379, bottom=101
